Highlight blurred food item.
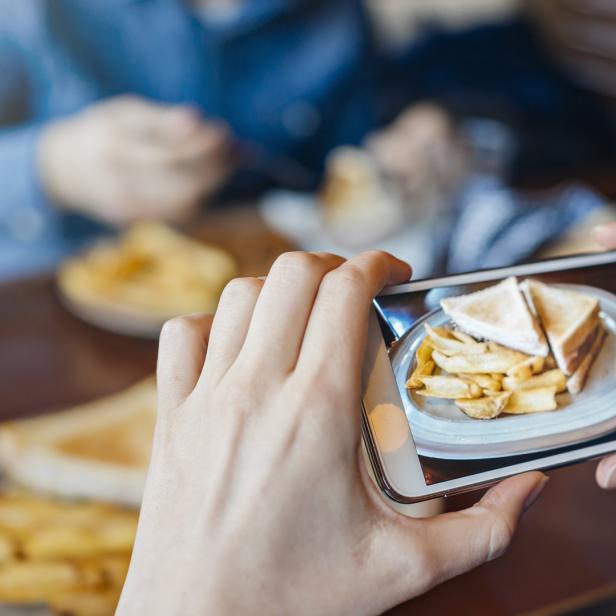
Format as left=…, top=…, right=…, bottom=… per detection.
left=0, top=491, right=136, bottom=615
left=0, top=378, right=156, bottom=507
left=319, top=147, right=406, bottom=247
left=50, top=587, right=123, bottom=616
left=320, top=110, right=464, bottom=247
left=407, top=279, right=608, bottom=419
left=58, top=221, right=237, bottom=335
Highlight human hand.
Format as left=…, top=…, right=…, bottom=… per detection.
left=595, top=222, right=616, bottom=250
left=594, top=222, right=616, bottom=488
left=38, top=95, right=234, bottom=226
left=118, top=251, right=547, bottom=616
left=527, top=0, right=616, bottom=99
left=365, top=103, right=466, bottom=214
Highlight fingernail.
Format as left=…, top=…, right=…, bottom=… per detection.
left=524, top=475, right=549, bottom=511
left=599, top=462, right=616, bottom=489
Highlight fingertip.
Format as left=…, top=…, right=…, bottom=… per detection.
left=388, top=255, right=412, bottom=286
left=481, top=472, right=548, bottom=515
left=596, top=456, right=616, bottom=489
left=368, top=250, right=413, bottom=285
left=594, top=222, right=616, bottom=249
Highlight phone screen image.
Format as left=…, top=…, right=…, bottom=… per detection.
left=374, top=261, right=616, bottom=486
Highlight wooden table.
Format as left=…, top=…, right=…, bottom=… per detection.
left=2, top=209, right=616, bottom=616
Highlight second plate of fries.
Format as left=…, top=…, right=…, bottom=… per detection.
left=57, top=222, right=238, bottom=338
left=390, top=285, right=616, bottom=459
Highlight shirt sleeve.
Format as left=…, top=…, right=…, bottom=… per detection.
left=0, top=31, right=67, bottom=278
left=0, top=122, right=62, bottom=243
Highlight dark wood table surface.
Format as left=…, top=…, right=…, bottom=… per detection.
left=1, top=208, right=616, bottom=616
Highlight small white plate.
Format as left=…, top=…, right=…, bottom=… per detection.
left=390, top=284, right=616, bottom=460
left=58, top=290, right=164, bottom=339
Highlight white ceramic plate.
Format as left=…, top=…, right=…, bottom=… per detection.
left=390, top=284, right=616, bottom=460
left=58, top=289, right=163, bottom=339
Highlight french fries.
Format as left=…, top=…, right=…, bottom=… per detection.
left=406, top=339, right=435, bottom=388
left=407, top=325, right=569, bottom=419
left=487, top=342, right=530, bottom=365
left=0, top=560, right=82, bottom=603
left=459, top=373, right=502, bottom=392
left=50, top=587, right=123, bottom=616
left=506, top=356, right=545, bottom=382
left=504, top=387, right=558, bottom=414
left=456, top=392, right=511, bottom=419
left=432, top=349, right=523, bottom=375
left=503, top=369, right=567, bottom=393
left=414, top=376, right=482, bottom=399
left=59, top=221, right=238, bottom=319
left=450, top=330, right=477, bottom=345
left=22, top=512, right=137, bottom=560
left=424, top=324, right=487, bottom=356
left=0, top=492, right=138, bottom=615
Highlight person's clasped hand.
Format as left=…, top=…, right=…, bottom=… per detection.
left=117, top=251, right=547, bottom=616
left=38, top=95, right=234, bottom=226
left=366, top=103, right=466, bottom=214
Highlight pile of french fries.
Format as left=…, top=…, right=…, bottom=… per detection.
left=0, top=491, right=138, bottom=615
left=406, top=324, right=568, bottom=419
left=59, top=221, right=237, bottom=318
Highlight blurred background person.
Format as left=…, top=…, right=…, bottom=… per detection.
left=1, top=0, right=616, bottom=280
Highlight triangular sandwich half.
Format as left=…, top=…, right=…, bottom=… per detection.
left=0, top=378, right=156, bottom=506
left=566, top=326, right=607, bottom=395
left=440, top=277, right=549, bottom=357
left=523, top=279, right=600, bottom=376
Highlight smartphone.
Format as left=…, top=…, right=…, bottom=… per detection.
left=361, top=251, right=616, bottom=503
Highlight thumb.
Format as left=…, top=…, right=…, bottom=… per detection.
left=422, top=472, right=548, bottom=581
left=375, top=472, right=548, bottom=605
left=596, top=454, right=616, bottom=489
left=594, top=222, right=616, bottom=249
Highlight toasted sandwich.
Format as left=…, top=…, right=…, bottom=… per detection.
left=522, top=280, right=600, bottom=376
left=566, top=326, right=607, bottom=395
left=0, top=378, right=156, bottom=506
left=440, top=277, right=549, bottom=357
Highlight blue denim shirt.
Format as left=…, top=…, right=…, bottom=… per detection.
left=0, top=0, right=378, bottom=278
left=1, top=1, right=614, bottom=279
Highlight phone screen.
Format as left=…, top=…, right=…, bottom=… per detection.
left=374, top=261, right=616, bottom=486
